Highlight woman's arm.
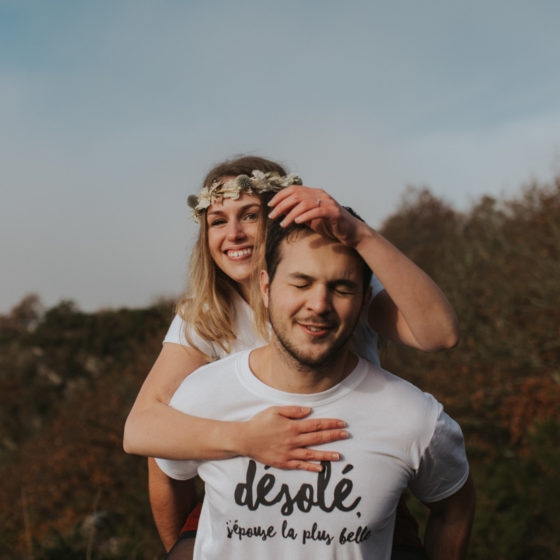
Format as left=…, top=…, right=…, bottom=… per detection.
left=124, top=342, right=347, bottom=465
left=123, top=342, right=212, bottom=458
left=356, top=225, right=459, bottom=350
left=268, top=186, right=459, bottom=351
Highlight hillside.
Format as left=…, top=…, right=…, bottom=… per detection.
left=1, top=178, right=559, bottom=559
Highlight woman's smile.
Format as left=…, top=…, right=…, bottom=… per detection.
left=225, top=247, right=253, bottom=260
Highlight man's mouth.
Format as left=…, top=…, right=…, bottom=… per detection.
left=298, top=322, right=333, bottom=336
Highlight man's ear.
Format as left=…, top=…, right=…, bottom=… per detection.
left=260, top=269, right=270, bottom=308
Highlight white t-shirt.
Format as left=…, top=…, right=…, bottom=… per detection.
left=164, top=275, right=384, bottom=366
left=157, top=350, right=469, bottom=560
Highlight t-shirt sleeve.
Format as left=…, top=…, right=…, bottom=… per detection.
left=348, top=274, right=383, bottom=366
left=163, top=313, right=218, bottom=359
left=369, top=272, right=384, bottom=301
left=155, top=456, right=199, bottom=481
left=154, top=376, right=204, bottom=481
left=408, top=410, right=470, bottom=503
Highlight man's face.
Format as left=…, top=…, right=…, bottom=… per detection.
left=261, top=231, right=367, bottom=368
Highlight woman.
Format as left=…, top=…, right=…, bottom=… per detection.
left=123, top=155, right=458, bottom=556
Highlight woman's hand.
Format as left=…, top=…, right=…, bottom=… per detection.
left=238, top=406, right=348, bottom=472
left=268, top=185, right=368, bottom=248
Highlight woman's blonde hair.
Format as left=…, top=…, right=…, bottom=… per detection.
left=177, top=156, right=287, bottom=355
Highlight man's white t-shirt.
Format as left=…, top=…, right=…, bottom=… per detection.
left=164, top=275, right=385, bottom=366
left=157, top=350, right=469, bottom=560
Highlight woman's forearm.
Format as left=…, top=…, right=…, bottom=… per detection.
left=355, top=224, right=459, bottom=351
left=123, top=342, right=242, bottom=460
left=124, top=400, right=348, bottom=466
left=124, top=401, right=243, bottom=460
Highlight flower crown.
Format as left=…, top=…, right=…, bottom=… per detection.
left=187, top=170, right=302, bottom=223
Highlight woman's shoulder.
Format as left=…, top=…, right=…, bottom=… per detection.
left=162, top=311, right=223, bottom=360
left=164, top=293, right=264, bottom=359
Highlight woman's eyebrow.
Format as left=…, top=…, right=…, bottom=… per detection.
left=207, top=203, right=261, bottom=217
left=242, top=203, right=262, bottom=212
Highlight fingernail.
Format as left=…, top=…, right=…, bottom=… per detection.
left=340, top=431, right=349, bottom=439
left=337, top=421, right=346, bottom=428
left=331, top=453, right=340, bottom=461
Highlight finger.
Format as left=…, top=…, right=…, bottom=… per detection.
left=295, top=418, right=347, bottom=433
left=268, top=186, right=326, bottom=219
left=290, top=207, right=328, bottom=226
left=278, top=201, right=335, bottom=228
left=268, top=185, right=314, bottom=209
left=296, top=429, right=349, bottom=447
left=267, top=189, right=307, bottom=218
left=280, top=195, right=341, bottom=228
left=284, top=460, right=324, bottom=473
left=268, top=195, right=312, bottom=221
left=275, top=405, right=313, bottom=419
left=290, top=447, right=342, bottom=463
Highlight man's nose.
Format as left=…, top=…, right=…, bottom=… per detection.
left=306, top=285, right=331, bottom=314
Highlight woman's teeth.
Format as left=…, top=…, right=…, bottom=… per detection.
left=227, top=248, right=252, bottom=258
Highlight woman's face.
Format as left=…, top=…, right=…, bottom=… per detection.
left=206, top=190, right=261, bottom=297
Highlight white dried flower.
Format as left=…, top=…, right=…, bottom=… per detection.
left=187, top=170, right=302, bottom=222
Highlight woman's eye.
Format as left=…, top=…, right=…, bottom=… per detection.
left=243, top=212, right=259, bottom=221
left=209, top=219, right=226, bottom=227
left=292, top=284, right=309, bottom=289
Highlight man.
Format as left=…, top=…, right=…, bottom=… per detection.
left=156, top=220, right=475, bottom=559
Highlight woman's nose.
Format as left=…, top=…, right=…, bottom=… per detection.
left=226, top=220, right=246, bottom=241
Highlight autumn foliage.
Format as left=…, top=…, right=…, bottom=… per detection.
left=1, top=177, right=559, bottom=559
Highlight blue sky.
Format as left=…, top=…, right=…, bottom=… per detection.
left=1, top=0, right=559, bottom=312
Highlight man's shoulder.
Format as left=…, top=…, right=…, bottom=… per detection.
left=356, top=358, right=442, bottom=425
left=357, top=358, right=431, bottom=397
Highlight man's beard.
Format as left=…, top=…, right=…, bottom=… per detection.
left=269, top=313, right=359, bottom=369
